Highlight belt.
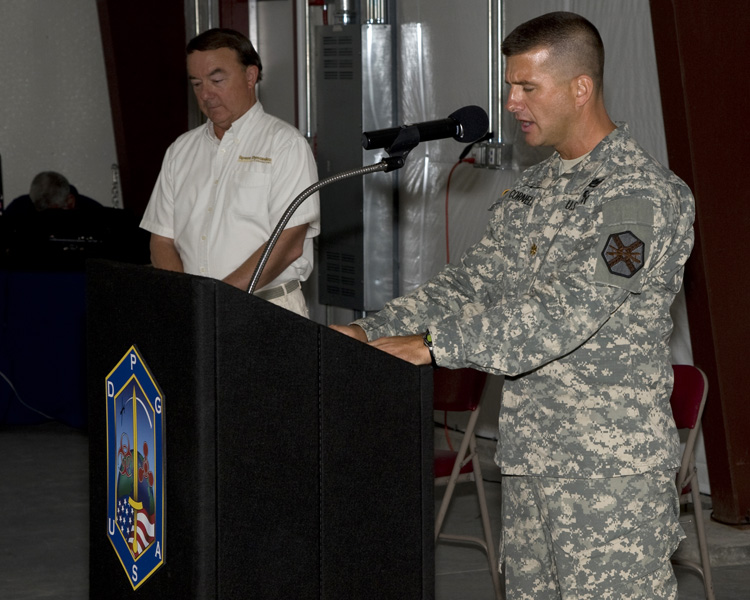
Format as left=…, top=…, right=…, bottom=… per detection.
left=254, top=279, right=301, bottom=301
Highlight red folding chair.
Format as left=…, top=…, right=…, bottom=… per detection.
left=669, top=364, right=714, bottom=600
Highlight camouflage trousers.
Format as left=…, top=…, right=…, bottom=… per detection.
left=500, top=471, right=685, bottom=600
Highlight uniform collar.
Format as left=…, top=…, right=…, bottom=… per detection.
left=543, top=122, right=630, bottom=192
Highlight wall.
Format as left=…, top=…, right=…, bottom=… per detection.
left=257, top=0, right=298, bottom=130
left=0, top=0, right=117, bottom=209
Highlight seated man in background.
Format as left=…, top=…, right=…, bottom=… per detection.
left=4, top=171, right=102, bottom=216
left=0, top=171, right=149, bottom=269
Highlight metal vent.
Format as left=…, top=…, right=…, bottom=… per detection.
left=324, top=251, right=357, bottom=297
left=316, top=24, right=393, bottom=311
left=321, top=35, right=355, bottom=80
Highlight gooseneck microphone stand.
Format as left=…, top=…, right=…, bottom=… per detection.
left=246, top=127, right=419, bottom=295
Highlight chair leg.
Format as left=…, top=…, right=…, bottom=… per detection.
left=435, top=412, right=477, bottom=542
left=435, top=408, right=504, bottom=598
left=470, top=435, right=504, bottom=600
left=688, top=463, right=715, bottom=600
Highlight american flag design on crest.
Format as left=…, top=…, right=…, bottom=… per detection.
left=106, top=345, right=165, bottom=590
left=117, top=496, right=156, bottom=556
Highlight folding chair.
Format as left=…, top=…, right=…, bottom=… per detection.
left=669, top=364, right=715, bottom=600
left=433, top=368, right=503, bottom=600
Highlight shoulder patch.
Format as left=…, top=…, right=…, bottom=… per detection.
left=601, top=231, right=645, bottom=278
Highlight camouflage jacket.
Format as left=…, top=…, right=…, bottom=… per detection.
left=354, top=124, right=695, bottom=478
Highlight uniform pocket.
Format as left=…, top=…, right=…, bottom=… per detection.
left=570, top=511, right=683, bottom=597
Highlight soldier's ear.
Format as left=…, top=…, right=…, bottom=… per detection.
left=574, top=74, right=594, bottom=107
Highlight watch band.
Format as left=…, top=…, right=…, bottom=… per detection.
left=423, top=329, right=439, bottom=368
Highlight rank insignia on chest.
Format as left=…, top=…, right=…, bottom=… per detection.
left=565, top=177, right=606, bottom=210
left=105, top=345, right=165, bottom=590
left=601, top=231, right=645, bottom=278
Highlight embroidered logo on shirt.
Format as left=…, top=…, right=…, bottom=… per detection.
left=238, top=155, right=272, bottom=164
left=601, top=231, right=645, bottom=278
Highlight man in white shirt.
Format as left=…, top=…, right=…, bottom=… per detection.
left=141, top=28, right=320, bottom=317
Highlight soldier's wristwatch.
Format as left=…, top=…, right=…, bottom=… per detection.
left=423, top=329, right=439, bottom=368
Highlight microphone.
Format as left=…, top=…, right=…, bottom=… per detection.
left=362, top=105, right=489, bottom=151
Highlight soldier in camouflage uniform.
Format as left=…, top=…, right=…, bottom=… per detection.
left=332, top=11, right=694, bottom=599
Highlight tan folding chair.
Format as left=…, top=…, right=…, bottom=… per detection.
left=669, top=364, right=714, bottom=600
left=433, top=368, right=503, bottom=600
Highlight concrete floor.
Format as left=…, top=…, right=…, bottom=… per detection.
left=1, top=421, right=749, bottom=599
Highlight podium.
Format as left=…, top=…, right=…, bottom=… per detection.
left=87, top=260, right=434, bottom=599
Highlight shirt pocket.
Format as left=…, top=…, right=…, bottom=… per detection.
left=230, top=168, right=271, bottom=219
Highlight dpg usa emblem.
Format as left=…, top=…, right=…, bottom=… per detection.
left=106, top=345, right=165, bottom=589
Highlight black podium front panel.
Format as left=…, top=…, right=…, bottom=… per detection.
left=87, top=261, right=433, bottom=599
left=319, top=327, right=434, bottom=599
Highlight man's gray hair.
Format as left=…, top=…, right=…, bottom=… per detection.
left=29, top=171, right=72, bottom=211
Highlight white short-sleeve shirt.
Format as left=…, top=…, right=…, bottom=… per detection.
left=141, top=102, right=320, bottom=290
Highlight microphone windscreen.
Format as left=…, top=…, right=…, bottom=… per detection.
left=449, top=105, right=489, bottom=143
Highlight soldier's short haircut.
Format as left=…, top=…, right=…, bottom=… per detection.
left=502, top=11, right=605, bottom=89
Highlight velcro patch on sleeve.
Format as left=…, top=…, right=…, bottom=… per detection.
left=593, top=199, right=653, bottom=292
left=601, top=231, right=645, bottom=277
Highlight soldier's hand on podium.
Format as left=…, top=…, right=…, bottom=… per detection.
left=368, top=334, right=432, bottom=366
left=329, top=324, right=368, bottom=343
